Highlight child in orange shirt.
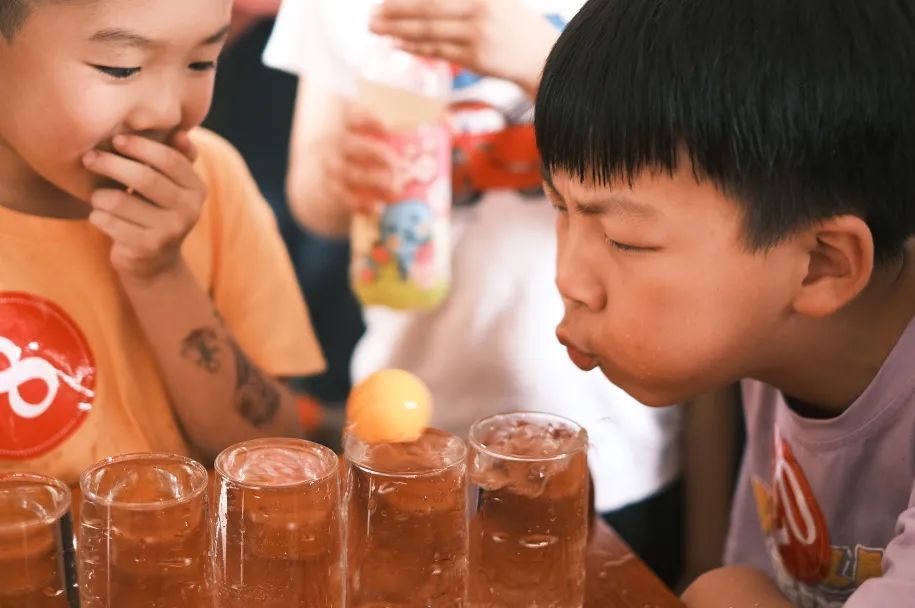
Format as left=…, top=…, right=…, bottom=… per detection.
left=0, top=0, right=324, bottom=483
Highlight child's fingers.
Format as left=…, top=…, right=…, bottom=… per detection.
left=83, top=150, right=186, bottom=210
left=340, top=162, right=398, bottom=202
left=340, top=131, right=399, bottom=170
left=112, top=134, right=200, bottom=189
left=328, top=156, right=395, bottom=205
left=396, top=40, right=467, bottom=65
left=343, top=103, right=390, bottom=136
left=377, top=0, right=479, bottom=20
left=371, top=17, right=473, bottom=44
left=90, top=189, right=164, bottom=229
left=88, top=208, right=150, bottom=243
left=327, top=173, right=377, bottom=215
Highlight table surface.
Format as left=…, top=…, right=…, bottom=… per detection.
left=71, top=483, right=684, bottom=607
left=585, top=519, right=685, bottom=607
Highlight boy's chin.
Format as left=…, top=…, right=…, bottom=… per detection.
left=598, top=368, right=691, bottom=408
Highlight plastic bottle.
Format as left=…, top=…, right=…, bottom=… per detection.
left=349, top=23, right=453, bottom=310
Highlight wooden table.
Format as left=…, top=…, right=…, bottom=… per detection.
left=586, top=519, right=685, bottom=607
left=72, top=486, right=683, bottom=607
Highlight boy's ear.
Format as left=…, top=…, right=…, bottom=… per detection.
left=791, top=215, right=874, bottom=318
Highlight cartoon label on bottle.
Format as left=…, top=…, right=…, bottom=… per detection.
left=352, top=121, right=452, bottom=310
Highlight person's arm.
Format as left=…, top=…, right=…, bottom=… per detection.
left=680, top=384, right=742, bottom=589
left=681, top=565, right=793, bottom=607
left=83, top=132, right=301, bottom=461
left=286, top=80, right=350, bottom=237
left=287, top=80, right=401, bottom=237
left=120, top=262, right=301, bottom=460
left=842, top=484, right=915, bottom=607
left=369, top=0, right=561, bottom=99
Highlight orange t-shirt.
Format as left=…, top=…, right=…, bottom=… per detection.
left=0, top=128, right=325, bottom=484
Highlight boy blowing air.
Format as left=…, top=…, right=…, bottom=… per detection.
left=536, top=0, right=915, bottom=606
left=0, top=0, right=324, bottom=482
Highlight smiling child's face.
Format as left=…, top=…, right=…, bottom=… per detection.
left=0, top=0, right=232, bottom=204
left=548, top=161, right=812, bottom=407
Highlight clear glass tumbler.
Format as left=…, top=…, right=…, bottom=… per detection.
left=467, top=412, right=590, bottom=608
left=212, top=437, right=343, bottom=607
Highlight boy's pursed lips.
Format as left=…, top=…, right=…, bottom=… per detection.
left=556, top=327, right=598, bottom=372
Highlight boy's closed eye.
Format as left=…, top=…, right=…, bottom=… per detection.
left=548, top=197, right=657, bottom=253
left=605, top=238, right=651, bottom=253
left=92, top=65, right=141, bottom=79
left=91, top=61, right=218, bottom=80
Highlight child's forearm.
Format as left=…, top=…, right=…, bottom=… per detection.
left=287, top=81, right=353, bottom=238
left=119, top=259, right=302, bottom=461
left=681, top=566, right=794, bottom=608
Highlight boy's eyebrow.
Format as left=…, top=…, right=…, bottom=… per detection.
left=542, top=172, right=657, bottom=218
left=90, top=28, right=155, bottom=47
left=576, top=195, right=657, bottom=219
left=200, top=25, right=232, bottom=45
left=89, top=24, right=231, bottom=48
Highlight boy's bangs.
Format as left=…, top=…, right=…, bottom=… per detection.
left=535, top=0, right=915, bottom=262
left=535, top=0, right=683, bottom=187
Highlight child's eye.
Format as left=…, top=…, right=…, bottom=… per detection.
left=551, top=202, right=568, bottom=214
left=189, top=61, right=217, bottom=72
left=606, top=238, right=645, bottom=252
left=93, top=65, right=141, bottom=79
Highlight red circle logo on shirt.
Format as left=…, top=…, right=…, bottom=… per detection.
left=0, top=292, right=95, bottom=459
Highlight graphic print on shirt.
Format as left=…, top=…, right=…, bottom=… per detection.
left=752, top=426, right=884, bottom=607
left=0, top=292, right=96, bottom=459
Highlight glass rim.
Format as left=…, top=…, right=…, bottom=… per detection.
left=79, top=452, right=208, bottom=510
left=215, top=437, right=340, bottom=489
left=344, top=429, right=468, bottom=478
left=0, top=473, right=71, bottom=532
left=468, top=411, right=589, bottom=463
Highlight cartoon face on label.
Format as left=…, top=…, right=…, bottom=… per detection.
left=0, top=292, right=96, bottom=459
left=379, top=200, right=434, bottom=280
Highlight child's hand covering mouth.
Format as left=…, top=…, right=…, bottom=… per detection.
left=81, top=129, right=206, bottom=279
left=93, top=131, right=198, bottom=196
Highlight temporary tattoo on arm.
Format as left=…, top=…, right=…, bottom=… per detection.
left=188, top=309, right=281, bottom=427
left=230, top=339, right=281, bottom=427
left=181, top=327, right=222, bottom=373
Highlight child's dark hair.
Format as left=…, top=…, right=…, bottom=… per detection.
left=0, top=0, right=30, bottom=40
left=535, top=0, right=915, bottom=263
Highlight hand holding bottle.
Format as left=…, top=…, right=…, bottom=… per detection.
left=327, top=102, right=401, bottom=217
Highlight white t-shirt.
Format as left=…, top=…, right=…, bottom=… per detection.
left=264, top=0, right=682, bottom=511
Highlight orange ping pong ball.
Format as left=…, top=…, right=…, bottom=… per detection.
left=346, top=369, right=432, bottom=443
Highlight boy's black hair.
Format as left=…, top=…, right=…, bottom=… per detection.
left=535, top=0, right=915, bottom=263
left=0, top=0, right=29, bottom=40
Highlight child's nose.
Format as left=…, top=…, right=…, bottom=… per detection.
left=127, top=85, right=184, bottom=134
left=556, top=239, right=607, bottom=313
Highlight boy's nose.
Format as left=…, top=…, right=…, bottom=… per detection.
left=556, top=238, right=607, bottom=313
left=127, top=86, right=184, bottom=134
